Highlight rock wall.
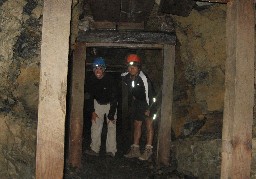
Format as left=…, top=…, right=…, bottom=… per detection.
left=145, top=4, right=226, bottom=177
left=172, top=139, right=221, bottom=178
left=0, top=0, right=43, bottom=178
left=146, top=4, right=256, bottom=177
left=0, top=0, right=255, bottom=178
left=170, top=5, right=226, bottom=140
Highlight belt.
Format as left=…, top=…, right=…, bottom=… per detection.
left=96, top=100, right=110, bottom=105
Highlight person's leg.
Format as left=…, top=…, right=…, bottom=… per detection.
left=145, top=118, right=154, bottom=146
left=89, top=100, right=104, bottom=154
left=124, top=120, right=142, bottom=158
left=133, top=120, right=142, bottom=145
left=106, top=107, right=117, bottom=156
left=124, top=100, right=145, bottom=158
left=106, top=120, right=117, bottom=156
left=139, top=118, right=154, bottom=161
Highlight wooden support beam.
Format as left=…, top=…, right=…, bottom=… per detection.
left=117, top=22, right=145, bottom=30
left=84, top=42, right=164, bottom=49
left=198, top=0, right=229, bottom=3
left=68, top=44, right=86, bottom=168
left=36, top=0, right=72, bottom=178
left=221, top=0, right=255, bottom=178
left=93, top=21, right=116, bottom=30
left=157, top=45, right=175, bottom=165
left=122, top=81, right=132, bottom=151
left=78, top=31, right=176, bottom=45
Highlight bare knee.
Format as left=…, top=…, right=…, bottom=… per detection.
left=145, top=119, right=153, bottom=131
left=134, top=120, right=142, bottom=129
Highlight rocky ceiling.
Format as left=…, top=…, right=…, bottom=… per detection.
left=84, top=0, right=155, bottom=22
left=84, top=0, right=219, bottom=23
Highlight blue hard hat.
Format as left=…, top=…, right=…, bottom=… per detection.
left=92, top=57, right=106, bottom=69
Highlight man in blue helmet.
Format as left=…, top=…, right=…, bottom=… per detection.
left=85, top=57, right=118, bottom=157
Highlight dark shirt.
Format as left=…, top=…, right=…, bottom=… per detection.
left=122, top=71, right=156, bottom=113
left=86, top=73, right=118, bottom=120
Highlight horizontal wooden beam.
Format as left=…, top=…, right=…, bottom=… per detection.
left=93, top=21, right=116, bottom=30
left=117, top=22, right=144, bottom=30
left=93, top=21, right=145, bottom=30
left=197, top=0, right=229, bottom=3
left=78, top=31, right=176, bottom=45
left=83, top=42, right=164, bottom=49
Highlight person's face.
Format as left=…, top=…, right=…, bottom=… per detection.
left=93, top=67, right=104, bottom=79
left=128, top=65, right=139, bottom=76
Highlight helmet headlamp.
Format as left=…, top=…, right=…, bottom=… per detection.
left=92, top=57, right=106, bottom=71
left=127, top=61, right=140, bottom=67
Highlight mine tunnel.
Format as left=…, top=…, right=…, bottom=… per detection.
left=1, top=0, right=255, bottom=178
left=65, top=43, right=173, bottom=178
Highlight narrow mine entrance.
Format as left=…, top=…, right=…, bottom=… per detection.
left=68, top=31, right=176, bottom=168
left=82, top=47, right=150, bottom=155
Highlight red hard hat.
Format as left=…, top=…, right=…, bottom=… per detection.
left=126, top=54, right=141, bottom=63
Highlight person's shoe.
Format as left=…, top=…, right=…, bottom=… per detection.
left=85, top=149, right=99, bottom=156
left=106, top=152, right=115, bottom=157
left=138, top=145, right=153, bottom=161
left=124, top=144, right=141, bottom=158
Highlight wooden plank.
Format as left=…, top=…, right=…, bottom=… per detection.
left=157, top=45, right=175, bottom=165
left=84, top=42, right=164, bottom=49
left=117, top=22, right=144, bottom=30
left=221, top=0, right=254, bottom=178
left=36, top=0, right=72, bottom=178
left=78, top=31, right=176, bottom=45
left=89, top=0, right=121, bottom=22
left=93, top=21, right=116, bottom=30
left=158, top=0, right=195, bottom=16
left=198, top=0, right=229, bottom=3
left=121, top=81, right=132, bottom=151
left=68, top=43, right=86, bottom=168
left=119, top=0, right=154, bottom=22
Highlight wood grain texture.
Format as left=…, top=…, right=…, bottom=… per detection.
left=221, top=0, right=254, bottom=178
left=68, top=44, right=86, bottom=168
left=157, top=45, right=175, bottom=165
left=36, top=0, right=72, bottom=178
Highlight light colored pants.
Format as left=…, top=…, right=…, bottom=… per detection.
left=90, top=100, right=117, bottom=155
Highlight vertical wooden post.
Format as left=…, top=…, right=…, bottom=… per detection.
left=68, top=43, right=86, bottom=168
left=221, top=0, right=255, bottom=178
left=157, top=45, right=175, bottom=165
left=36, top=0, right=72, bottom=178
left=122, top=81, right=132, bottom=151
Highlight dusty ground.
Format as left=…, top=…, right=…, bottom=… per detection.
left=64, top=152, right=183, bottom=179
left=64, top=120, right=196, bottom=179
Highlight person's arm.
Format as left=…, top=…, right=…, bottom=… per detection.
left=147, top=78, right=157, bottom=118
left=108, top=78, right=118, bottom=121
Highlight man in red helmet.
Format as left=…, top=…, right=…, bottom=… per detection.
left=122, top=54, right=157, bottom=161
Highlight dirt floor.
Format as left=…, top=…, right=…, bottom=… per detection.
left=64, top=120, right=197, bottom=179
left=64, top=151, right=183, bottom=179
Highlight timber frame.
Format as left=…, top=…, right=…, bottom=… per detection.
left=68, top=30, right=176, bottom=167
left=36, top=0, right=254, bottom=178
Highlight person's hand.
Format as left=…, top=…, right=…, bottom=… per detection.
left=145, top=110, right=150, bottom=117
left=91, top=112, right=99, bottom=123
